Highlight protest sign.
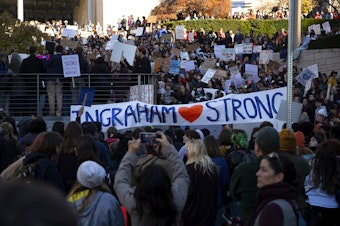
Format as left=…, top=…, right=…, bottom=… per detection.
left=62, top=54, right=81, bottom=78
left=180, top=51, right=189, bottom=60
left=253, top=45, right=262, bottom=53
left=62, top=28, right=76, bottom=38
left=147, top=15, right=158, bottom=24
left=160, top=33, right=173, bottom=41
left=122, top=43, right=137, bottom=66
left=183, top=60, right=195, bottom=71
left=306, top=64, right=319, bottom=78
left=234, top=44, right=243, bottom=55
left=259, top=50, right=273, bottom=65
left=296, top=68, right=318, bottom=86
left=214, top=45, right=225, bottom=59
left=245, top=64, right=259, bottom=77
left=130, top=85, right=154, bottom=104
left=170, top=47, right=181, bottom=57
left=78, top=87, right=95, bottom=107
left=169, top=59, right=181, bottom=74
left=308, top=24, right=321, bottom=35
left=110, top=41, right=124, bottom=63
left=243, top=43, right=253, bottom=54
left=201, top=69, right=216, bottom=84
left=71, top=87, right=287, bottom=131
left=200, top=58, right=216, bottom=73
left=131, top=27, right=144, bottom=36
left=175, top=26, right=186, bottom=40
left=322, top=21, right=332, bottom=34
left=220, top=48, right=235, bottom=61
left=188, top=32, right=194, bottom=42
left=187, top=43, right=199, bottom=51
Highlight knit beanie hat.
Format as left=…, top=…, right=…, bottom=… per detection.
left=77, top=161, right=106, bottom=189
left=294, top=131, right=305, bottom=148
left=279, top=129, right=296, bottom=152
left=255, top=126, right=280, bottom=154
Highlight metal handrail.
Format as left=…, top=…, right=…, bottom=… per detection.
left=0, top=73, right=156, bottom=117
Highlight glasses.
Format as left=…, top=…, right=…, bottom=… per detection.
left=267, top=152, right=283, bottom=173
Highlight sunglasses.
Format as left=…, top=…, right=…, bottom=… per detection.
left=267, top=152, right=283, bottom=173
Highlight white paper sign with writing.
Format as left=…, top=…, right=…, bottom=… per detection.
left=175, top=26, right=186, bottom=40
left=214, top=45, right=225, bottom=59
left=220, top=48, right=235, bottom=61
left=62, top=55, right=81, bottom=78
left=62, top=28, right=76, bottom=38
left=259, top=50, right=273, bottom=64
left=243, top=43, right=253, bottom=54
left=201, top=69, right=216, bottom=84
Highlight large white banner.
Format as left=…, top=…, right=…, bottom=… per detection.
left=71, top=88, right=287, bottom=131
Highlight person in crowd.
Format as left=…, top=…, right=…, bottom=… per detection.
left=81, top=122, right=113, bottom=170
left=174, top=83, right=194, bottom=104
left=68, top=160, right=125, bottom=226
left=178, top=129, right=201, bottom=160
left=308, top=130, right=326, bottom=152
left=17, top=117, right=47, bottom=155
left=217, top=126, right=233, bottom=157
left=0, top=182, right=78, bottom=226
left=294, top=131, right=315, bottom=161
left=278, top=129, right=311, bottom=226
left=0, top=52, right=14, bottom=115
left=181, top=139, right=219, bottom=226
left=114, top=131, right=190, bottom=225
left=7, top=52, right=24, bottom=115
left=133, top=46, right=151, bottom=74
left=173, top=127, right=185, bottom=151
left=304, top=139, right=340, bottom=226
left=204, top=134, right=231, bottom=226
left=105, top=126, right=120, bottom=149
left=21, top=131, right=64, bottom=191
left=230, top=126, right=280, bottom=223
left=43, top=45, right=64, bottom=116
left=20, top=46, right=47, bottom=115
left=58, top=121, right=83, bottom=193
left=52, top=121, right=65, bottom=136
left=227, top=129, right=255, bottom=175
left=0, top=122, right=19, bottom=171
left=243, top=152, right=299, bottom=226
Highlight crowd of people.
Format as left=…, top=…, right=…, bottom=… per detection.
left=0, top=14, right=339, bottom=117
left=0, top=107, right=339, bottom=225
left=0, top=13, right=339, bottom=226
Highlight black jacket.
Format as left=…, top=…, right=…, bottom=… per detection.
left=23, top=152, right=64, bottom=191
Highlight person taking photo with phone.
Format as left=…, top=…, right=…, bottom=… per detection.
left=114, top=130, right=190, bottom=226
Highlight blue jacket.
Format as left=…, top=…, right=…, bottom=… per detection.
left=43, top=53, right=63, bottom=80
left=68, top=190, right=125, bottom=226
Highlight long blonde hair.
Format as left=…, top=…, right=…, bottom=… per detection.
left=0, top=122, right=19, bottom=145
left=186, top=139, right=215, bottom=176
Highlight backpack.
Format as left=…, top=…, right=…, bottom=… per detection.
left=254, top=199, right=298, bottom=226
left=227, top=149, right=256, bottom=174
left=11, top=161, right=38, bottom=183
left=10, top=158, right=48, bottom=183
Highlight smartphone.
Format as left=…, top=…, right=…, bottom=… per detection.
left=139, top=132, right=160, bottom=144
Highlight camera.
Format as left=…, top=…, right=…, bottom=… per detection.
left=139, top=132, right=161, bottom=144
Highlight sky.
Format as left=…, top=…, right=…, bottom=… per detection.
left=104, top=0, right=159, bottom=27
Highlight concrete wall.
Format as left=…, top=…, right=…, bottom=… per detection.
left=273, top=48, right=340, bottom=76
left=73, top=0, right=89, bottom=27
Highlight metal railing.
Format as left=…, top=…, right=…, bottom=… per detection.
left=0, top=73, right=156, bottom=117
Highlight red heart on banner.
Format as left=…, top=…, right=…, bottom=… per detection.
left=178, top=105, right=203, bottom=123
